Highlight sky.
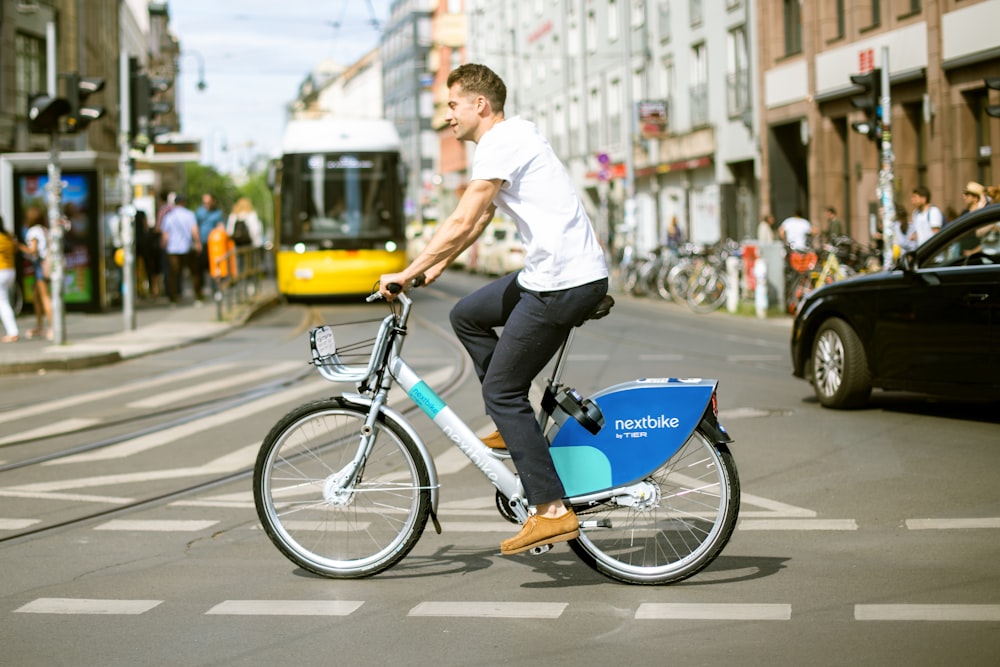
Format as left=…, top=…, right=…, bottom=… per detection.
left=165, top=0, right=390, bottom=174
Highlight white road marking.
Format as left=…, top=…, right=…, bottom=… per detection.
left=2, top=444, right=259, bottom=497
left=906, top=518, right=1000, bottom=530
left=206, top=600, right=364, bottom=616
left=409, top=601, right=567, bottom=619
left=94, top=520, right=219, bottom=532
left=126, top=361, right=303, bottom=409
left=14, top=598, right=163, bottom=615
left=636, top=603, right=791, bottom=620
left=0, top=362, right=240, bottom=425
left=739, top=519, right=858, bottom=530
left=855, top=605, right=1000, bottom=622
left=0, top=518, right=41, bottom=530
left=0, top=418, right=101, bottom=446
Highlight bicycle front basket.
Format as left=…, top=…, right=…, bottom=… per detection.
left=310, top=323, right=384, bottom=383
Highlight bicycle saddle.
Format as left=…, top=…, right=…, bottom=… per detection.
left=576, top=294, right=615, bottom=327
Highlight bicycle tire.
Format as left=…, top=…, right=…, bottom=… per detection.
left=253, top=397, right=431, bottom=578
left=686, top=265, right=728, bottom=313
left=666, top=262, right=695, bottom=303
left=569, top=429, right=739, bottom=585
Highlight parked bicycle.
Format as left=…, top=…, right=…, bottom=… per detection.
left=665, top=240, right=739, bottom=313
left=253, top=279, right=740, bottom=585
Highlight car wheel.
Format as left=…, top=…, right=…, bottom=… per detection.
left=811, top=318, right=871, bottom=409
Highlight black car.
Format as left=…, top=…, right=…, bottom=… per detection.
left=791, top=202, right=1000, bottom=408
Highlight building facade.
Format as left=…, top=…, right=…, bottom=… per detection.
left=463, top=0, right=760, bottom=258
left=759, top=0, right=1000, bottom=242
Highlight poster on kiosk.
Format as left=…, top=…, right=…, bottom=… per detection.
left=14, top=170, right=102, bottom=312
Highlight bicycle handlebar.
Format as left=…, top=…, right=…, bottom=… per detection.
left=366, top=274, right=427, bottom=302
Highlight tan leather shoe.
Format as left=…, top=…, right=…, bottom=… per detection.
left=500, top=510, right=580, bottom=555
left=481, top=430, right=507, bottom=450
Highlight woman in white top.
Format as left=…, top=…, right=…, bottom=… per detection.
left=21, top=207, right=53, bottom=340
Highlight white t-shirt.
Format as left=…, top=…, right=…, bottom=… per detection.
left=471, top=117, right=608, bottom=292
left=780, top=216, right=812, bottom=251
left=911, top=205, right=943, bottom=246
left=25, top=225, right=48, bottom=260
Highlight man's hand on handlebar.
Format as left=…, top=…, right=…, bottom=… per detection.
left=377, top=273, right=427, bottom=301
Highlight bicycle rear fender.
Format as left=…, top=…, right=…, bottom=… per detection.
left=340, top=393, right=441, bottom=516
left=549, top=378, right=726, bottom=497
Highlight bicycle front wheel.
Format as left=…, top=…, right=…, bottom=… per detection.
left=569, top=428, right=739, bottom=585
left=686, top=265, right=728, bottom=313
left=253, top=398, right=431, bottom=578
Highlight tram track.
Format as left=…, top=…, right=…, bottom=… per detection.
left=0, top=308, right=473, bottom=545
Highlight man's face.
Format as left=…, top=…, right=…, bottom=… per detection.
left=911, top=192, right=925, bottom=208
left=445, top=84, right=483, bottom=142
left=203, top=194, right=215, bottom=210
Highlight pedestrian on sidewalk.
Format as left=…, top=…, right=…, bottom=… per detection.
left=20, top=206, right=53, bottom=340
left=0, top=217, right=20, bottom=342
left=160, top=194, right=203, bottom=305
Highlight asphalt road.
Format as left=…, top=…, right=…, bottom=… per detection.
left=2, top=270, right=998, bottom=666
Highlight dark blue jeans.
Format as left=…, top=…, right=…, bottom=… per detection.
left=450, top=272, right=608, bottom=505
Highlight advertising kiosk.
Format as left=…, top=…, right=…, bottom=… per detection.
left=1, top=151, right=121, bottom=313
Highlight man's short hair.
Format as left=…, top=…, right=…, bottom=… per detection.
left=447, top=63, right=506, bottom=114
left=913, top=185, right=931, bottom=201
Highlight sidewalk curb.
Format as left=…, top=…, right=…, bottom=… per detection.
left=0, top=294, right=281, bottom=376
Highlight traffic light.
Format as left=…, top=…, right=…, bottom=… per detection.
left=129, top=58, right=174, bottom=149
left=850, top=68, right=881, bottom=141
left=64, top=72, right=106, bottom=133
left=986, top=77, right=1000, bottom=118
left=27, top=93, right=70, bottom=134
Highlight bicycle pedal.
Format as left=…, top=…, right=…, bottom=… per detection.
left=529, top=543, right=553, bottom=555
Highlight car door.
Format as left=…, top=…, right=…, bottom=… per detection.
left=875, top=223, right=999, bottom=392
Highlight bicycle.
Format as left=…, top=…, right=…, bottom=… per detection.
left=665, top=241, right=736, bottom=313
left=253, top=279, right=740, bottom=585
left=788, top=242, right=856, bottom=314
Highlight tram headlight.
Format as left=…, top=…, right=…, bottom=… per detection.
left=385, top=241, right=398, bottom=252
left=294, top=243, right=306, bottom=254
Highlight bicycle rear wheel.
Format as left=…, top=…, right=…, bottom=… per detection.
left=253, top=398, right=431, bottom=578
left=569, top=428, right=739, bottom=585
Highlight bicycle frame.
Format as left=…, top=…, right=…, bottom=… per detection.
left=311, top=289, right=730, bottom=527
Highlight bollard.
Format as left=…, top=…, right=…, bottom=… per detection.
left=754, top=257, right=768, bottom=318
left=726, top=255, right=740, bottom=313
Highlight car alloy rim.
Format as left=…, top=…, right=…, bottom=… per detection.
left=814, top=330, right=844, bottom=398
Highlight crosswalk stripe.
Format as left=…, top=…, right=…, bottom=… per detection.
left=636, top=603, right=791, bottom=620
left=0, top=418, right=102, bottom=446
left=0, top=518, right=41, bottom=530
left=409, top=601, right=567, bottom=619
left=855, top=605, right=1000, bottom=622
left=906, top=518, right=1000, bottom=529
left=0, top=362, right=240, bottom=425
left=94, top=520, right=219, bottom=532
left=206, top=600, right=364, bottom=616
left=738, top=519, right=858, bottom=530
left=14, top=598, right=163, bottom=615
left=126, top=361, right=303, bottom=409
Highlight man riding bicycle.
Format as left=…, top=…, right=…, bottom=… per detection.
left=379, top=63, right=608, bottom=556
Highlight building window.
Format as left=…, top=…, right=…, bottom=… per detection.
left=972, top=92, right=994, bottom=187
left=609, top=78, right=622, bottom=147
left=658, top=2, right=671, bottom=43
left=690, top=43, right=708, bottom=127
left=587, top=11, right=597, bottom=54
left=783, top=0, right=802, bottom=55
left=609, top=0, right=620, bottom=42
left=835, top=0, right=845, bottom=39
left=661, top=57, right=675, bottom=132
left=15, top=31, right=47, bottom=120
left=726, top=27, right=750, bottom=119
left=869, top=0, right=882, bottom=28
left=588, top=87, right=601, bottom=148
left=690, top=0, right=703, bottom=27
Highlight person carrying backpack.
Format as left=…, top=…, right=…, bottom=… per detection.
left=226, top=197, right=261, bottom=248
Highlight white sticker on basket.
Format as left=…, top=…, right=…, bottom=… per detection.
left=314, top=326, right=336, bottom=357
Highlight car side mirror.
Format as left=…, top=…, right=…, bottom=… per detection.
left=898, top=251, right=917, bottom=273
